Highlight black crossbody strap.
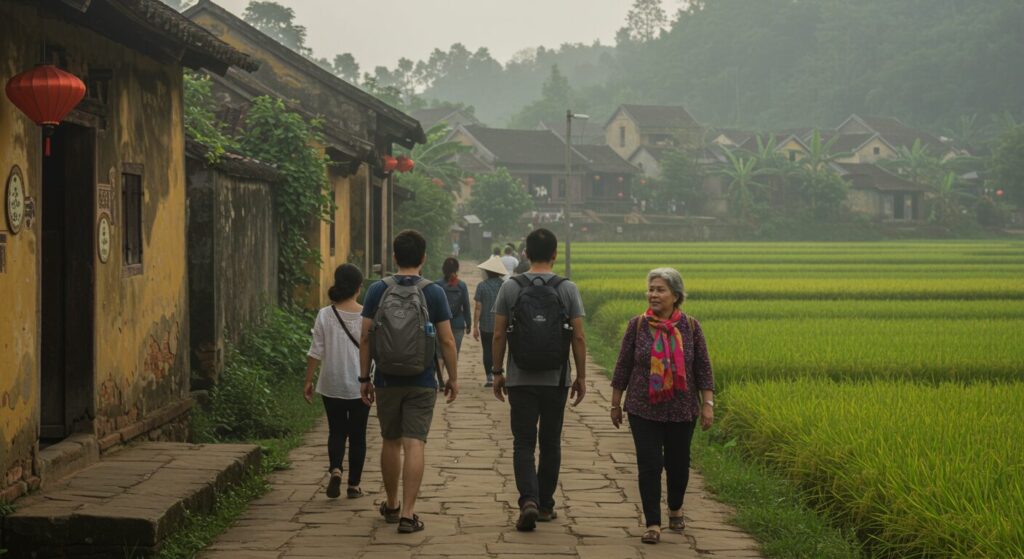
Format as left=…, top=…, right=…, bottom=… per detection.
left=331, top=306, right=360, bottom=348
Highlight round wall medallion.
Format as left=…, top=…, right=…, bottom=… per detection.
left=6, top=166, right=25, bottom=234
left=97, top=214, right=111, bottom=263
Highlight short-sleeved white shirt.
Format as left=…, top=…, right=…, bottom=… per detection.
left=307, top=305, right=363, bottom=399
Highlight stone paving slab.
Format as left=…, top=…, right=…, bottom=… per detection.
left=3, top=442, right=260, bottom=557
left=199, top=261, right=763, bottom=559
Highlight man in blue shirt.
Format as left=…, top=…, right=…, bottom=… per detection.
left=360, top=230, right=459, bottom=534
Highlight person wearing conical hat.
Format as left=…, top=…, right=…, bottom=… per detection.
left=473, top=255, right=507, bottom=387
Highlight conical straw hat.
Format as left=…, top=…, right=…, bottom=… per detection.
left=477, top=255, right=509, bottom=276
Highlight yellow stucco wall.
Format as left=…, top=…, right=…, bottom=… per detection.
left=605, top=112, right=641, bottom=160
left=0, top=2, right=42, bottom=486
left=1, top=4, right=190, bottom=490
left=836, top=137, right=897, bottom=164
left=779, top=139, right=809, bottom=161
left=308, top=171, right=353, bottom=307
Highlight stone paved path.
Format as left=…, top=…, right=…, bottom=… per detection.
left=200, top=262, right=764, bottom=559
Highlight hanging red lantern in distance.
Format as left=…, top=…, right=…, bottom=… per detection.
left=382, top=155, right=398, bottom=172
left=995, top=189, right=1005, bottom=197
left=431, top=178, right=444, bottom=188
left=5, top=65, right=87, bottom=156
left=396, top=156, right=415, bottom=173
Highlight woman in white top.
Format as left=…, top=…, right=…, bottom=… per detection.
left=304, top=263, right=369, bottom=499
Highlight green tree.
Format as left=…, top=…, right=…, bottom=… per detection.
left=508, top=65, right=580, bottom=129
left=243, top=1, right=309, bottom=55
left=238, top=97, right=330, bottom=302
left=625, top=0, right=668, bottom=42
left=332, top=53, right=360, bottom=83
left=989, top=124, right=1024, bottom=207
left=883, top=139, right=944, bottom=187
left=467, top=168, right=535, bottom=239
left=656, top=148, right=705, bottom=212
left=718, top=150, right=770, bottom=221
left=394, top=173, right=455, bottom=277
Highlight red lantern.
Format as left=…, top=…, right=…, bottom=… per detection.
left=5, top=65, right=87, bottom=156
left=396, top=156, right=415, bottom=173
left=431, top=178, right=444, bottom=188
left=465, top=177, right=475, bottom=187
left=382, top=155, right=398, bottom=172
left=996, top=189, right=1005, bottom=197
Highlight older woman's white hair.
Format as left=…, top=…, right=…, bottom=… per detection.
left=647, top=267, right=686, bottom=307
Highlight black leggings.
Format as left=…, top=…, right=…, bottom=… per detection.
left=628, top=413, right=696, bottom=527
left=322, top=396, right=370, bottom=486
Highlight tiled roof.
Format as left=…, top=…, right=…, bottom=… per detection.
left=824, top=133, right=877, bottom=154
left=843, top=115, right=945, bottom=153
left=835, top=162, right=929, bottom=192
left=574, top=145, right=638, bottom=175
left=614, top=104, right=700, bottom=131
left=462, top=126, right=587, bottom=168
left=411, top=107, right=479, bottom=130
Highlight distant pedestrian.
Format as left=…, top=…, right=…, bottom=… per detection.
left=492, top=228, right=587, bottom=532
left=501, top=246, right=519, bottom=275
left=473, top=255, right=507, bottom=387
left=304, top=263, right=369, bottom=500
left=436, top=257, right=471, bottom=356
left=360, top=230, right=459, bottom=534
left=451, top=240, right=460, bottom=257
left=609, top=267, right=715, bottom=545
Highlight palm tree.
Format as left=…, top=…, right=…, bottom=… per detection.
left=881, top=139, right=943, bottom=186
left=394, top=123, right=471, bottom=192
left=719, top=149, right=770, bottom=221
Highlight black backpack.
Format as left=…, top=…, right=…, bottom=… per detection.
left=440, top=282, right=463, bottom=319
left=507, top=274, right=572, bottom=371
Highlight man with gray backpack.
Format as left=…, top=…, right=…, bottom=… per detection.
left=360, top=230, right=459, bottom=534
left=492, top=228, right=587, bottom=531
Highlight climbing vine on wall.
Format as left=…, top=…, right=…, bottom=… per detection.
left=237, top=97, right=332, bottom=302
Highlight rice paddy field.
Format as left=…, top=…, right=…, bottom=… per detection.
left=573, top=241, right=1024, bottom=558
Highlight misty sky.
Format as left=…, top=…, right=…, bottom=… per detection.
left=213, top=0, right=673, bottom=70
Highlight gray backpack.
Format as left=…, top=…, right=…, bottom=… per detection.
left=369, top=276, right=435, bottom=376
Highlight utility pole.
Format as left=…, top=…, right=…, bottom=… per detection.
left=564, top=109, right=573, bottom=279
left=563, top=110, right=589, bottom=279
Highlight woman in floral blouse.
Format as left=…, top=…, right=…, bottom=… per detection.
left=610, top=267, right=715, bottom=545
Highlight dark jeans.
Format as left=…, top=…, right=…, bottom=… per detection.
left=322, top=396, right=370, bottom=486
left=507, top=386, right=569, bottom=510
left=628, top=413, right=696, bottom=527
left=480, top=331, right=493, bottom=382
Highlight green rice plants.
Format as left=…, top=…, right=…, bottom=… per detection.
left=718, top=380, right=1024, bottom=558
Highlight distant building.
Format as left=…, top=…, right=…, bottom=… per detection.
left=605, top=104, right=704, bottom=160
left=736, top=133, right=811, bottom=163
left=538, top=119, right=606, bottom=146
left=836, top=162, right=928, bottom=221
left=449, top=125, right=638, bottom=210
left=835, top=114, right=957, bottom=159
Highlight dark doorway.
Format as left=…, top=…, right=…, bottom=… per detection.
left=893, top=193, right=906, bottom=220
left=40, top=123, right=95, bottom=442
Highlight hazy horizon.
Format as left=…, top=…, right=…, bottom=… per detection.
left=210, top=0, right=673, bottom=70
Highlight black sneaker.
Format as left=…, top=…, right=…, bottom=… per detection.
left=325, top=471, right=342, bottom=499
left=516, top=502, right=539, bottom=532
left=538, top=508, right=557, bottom=522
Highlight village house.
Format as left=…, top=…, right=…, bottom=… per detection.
left=836, top=162, right=928, bottom=221
left=449, top=124, right=638, bottom=214
left=834, top=114, right=958, bottom=159
left=820, top=131, right=899, bottom=164
left=184, top=0, right=425, bottom=306
left=605, top=104, right=704, bottom=161
left=0, top=0, right=256, bottom=503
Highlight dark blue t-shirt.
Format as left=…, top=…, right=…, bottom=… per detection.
left=362, top=275, right=452, bottom=388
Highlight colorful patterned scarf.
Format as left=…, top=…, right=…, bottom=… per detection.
left=644, top=308, right=687, bottom=404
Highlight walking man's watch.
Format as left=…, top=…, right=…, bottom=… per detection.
left=491, top=368, right=505, bottom=376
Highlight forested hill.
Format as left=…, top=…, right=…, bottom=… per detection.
left=421, top=0, right=1023, bottom=132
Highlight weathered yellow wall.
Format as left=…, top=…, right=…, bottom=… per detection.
left=0, top=2, right=42, bottom=488
left=311, top=171, right=352, bottom=307
left=605, top=112, right=641, bottom=159
left=779, top=138, right=808, bottom=161
left=838, top=137, right=896, bottom=164
left=0, top=3, right=191, bottom=490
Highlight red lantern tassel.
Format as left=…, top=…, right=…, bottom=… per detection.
left=45, top=136, right=51, bottom=157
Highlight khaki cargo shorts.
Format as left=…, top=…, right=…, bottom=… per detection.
left=375, top=386, right=437, bottom=442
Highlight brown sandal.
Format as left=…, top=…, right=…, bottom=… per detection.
left=641, top=528, right=661, bottom=544
left=669, top=514, right=685, bottom=531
